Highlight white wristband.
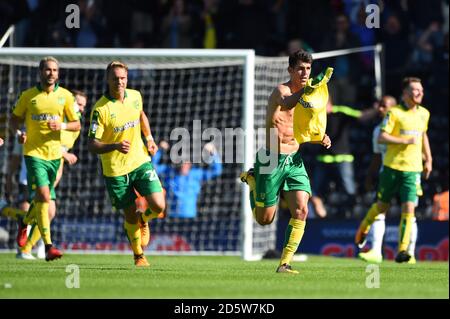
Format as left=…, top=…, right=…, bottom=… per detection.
left=61, top=123, right=67, bottom=130
left=146, top=135, right=154, bottom=142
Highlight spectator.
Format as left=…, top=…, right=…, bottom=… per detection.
left=321, top=13, right=361, bottom=105
left=220, top=0, right=270, bottom=55
left=377, top=13, right=411, bottom=97
left=75, top=0, right=107, bottom=47
left=160, top=0, right=193, bottom=48
left=345, top=1, right=376, bottom=70
left=102, top=0, right=133, bottom=47
left=432, top=170, right=449, bottom=221
left=310, top=97, right=378, bottom=218
left=429, top=31, right=449, bottom=115
left=285, top=0, right=335, bottom=50
left=412, top=21, right=445, bottom=70
left=279, top=38, right=314, bottom=56
left=152, top=140, right=222, bottom=219
left=191, top=0, right=220, bottom=49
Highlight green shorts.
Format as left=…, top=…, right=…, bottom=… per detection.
left=254, top=149, right=311, bottom=207
left=24, top=156, right=60, bottom=201
left=104, top=161, right=163, bottom=209
left=377, top=166, right=421, bottom=204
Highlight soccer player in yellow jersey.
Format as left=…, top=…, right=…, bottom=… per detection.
left=240, top=50, right=332, bottom=273
left=10, top=56, right=81, bottom=261
left=355, top=77, right=433, bottom=263
left=55, top=90, right=87, bottom=186
left=88, top=61, right=165, bottom=267
left=14, top=90, right=87, bottom=260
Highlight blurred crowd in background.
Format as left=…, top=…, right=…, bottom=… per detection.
left=0, top=0, right=448, bottom=111
left=0, top=0, right=448, bottom=220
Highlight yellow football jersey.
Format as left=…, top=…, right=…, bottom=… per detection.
left=61, top=106, right=82, bottom=151
left=88, top=89, right=149, bottom=177
left=12, top=84, right=78, bottom=160
left=61, top=128, right=81, bottom=151
left=293, top=67, right=333, bottom=144
left=381, top=104, right=430, bottom=172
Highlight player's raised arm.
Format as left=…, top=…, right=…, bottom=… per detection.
left=270, top=84, right=304, bottom=110
left=140, top=110, right=158, bottom=156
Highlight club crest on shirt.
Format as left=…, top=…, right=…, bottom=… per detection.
left=58, top=97, right=65, bottom=105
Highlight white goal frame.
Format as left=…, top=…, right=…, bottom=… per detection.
left=0, top=45, right=383, bottom=260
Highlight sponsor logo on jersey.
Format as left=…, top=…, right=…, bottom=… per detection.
left=113, top=119, right=139, bottom=133
left=400, top=129, right=421, bottom=136
left=298, top=96, right=314, bottom=108
left=31, top=113, right=60, bottom=121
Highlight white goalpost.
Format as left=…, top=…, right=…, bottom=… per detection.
left=0, top=45, right=382, bottom=260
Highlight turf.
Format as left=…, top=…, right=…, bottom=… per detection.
left=0, top=254, right=447, bottom=299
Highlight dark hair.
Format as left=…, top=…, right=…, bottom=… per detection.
left=288, top=50, right=313, bottom=68
left=71, top=89, right=87, bottom=98
left=402, top=77, right=421, bottom=91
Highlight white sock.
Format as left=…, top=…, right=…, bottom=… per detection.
left=371, top=215, right=385, bottom=256
left=407, top=217, right=418, bottom=257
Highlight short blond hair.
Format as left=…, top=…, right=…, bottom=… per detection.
left=106, top=61, right=128, bottom=76
left=39, top=56, right=59, bottom=71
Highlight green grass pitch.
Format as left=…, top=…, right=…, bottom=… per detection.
left=0, top=254, right=447, bottom=299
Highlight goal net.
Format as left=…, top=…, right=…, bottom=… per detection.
left=0, top=46, right=381, bottom=260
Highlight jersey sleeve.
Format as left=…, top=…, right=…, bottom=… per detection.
left=12, top=92, right=28, bottom=118
left=138, top=91, right=143, bottom=112
left=380, top=110, right=396, bottom=134
left=423, top=108, right=430, bottom=133
left=88, top=107, right=105, bottom=139
left=63, top=92, right=78, bottom=122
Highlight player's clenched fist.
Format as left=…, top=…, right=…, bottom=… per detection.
left=147, top=139, right=158, bottom=156
left=17, top=130, right=27, bottom=144
left=321, top=134, right=332, bottom=149
left=47, top=120, right=62, bottom=131
left=116, top=139, right=131, bottom=154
